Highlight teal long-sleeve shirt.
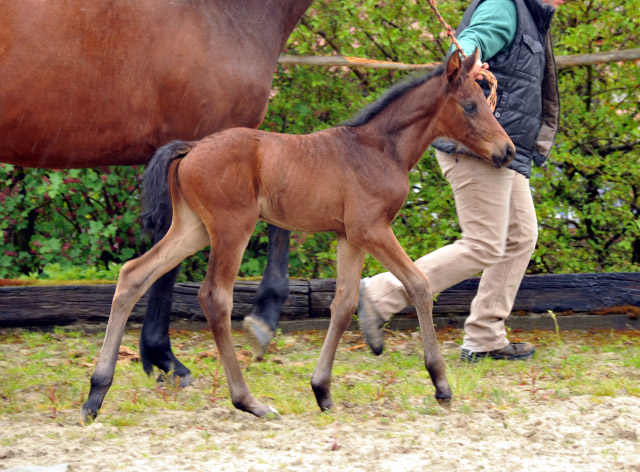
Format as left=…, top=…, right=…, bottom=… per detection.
left=454, top=0, right=517, bottom=62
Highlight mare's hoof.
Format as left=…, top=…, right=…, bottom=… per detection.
left=156, top=372, right=195, bottom=388
left=179, top=373, right=195, bottom=387
left=242, top=316, right=274, bottom=361
left=81, top=404, right=98, bottom=425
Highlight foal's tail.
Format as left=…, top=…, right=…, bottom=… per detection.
left=141, top=140, right=193, bottom=237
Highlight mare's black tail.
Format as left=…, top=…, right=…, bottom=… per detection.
left=141, top=140, right=193, bottom=237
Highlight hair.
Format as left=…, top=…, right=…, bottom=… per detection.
left=141, top=140, right=193, bottom=236
left=341, top=64, right=445, bottom=128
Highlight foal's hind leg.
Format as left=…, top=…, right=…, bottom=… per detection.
left=82, top=202, right=208, bottom=423
left=140, top=243, right=193, bottom=386
left=353, top=225, right=452, bottom=403
left=311, top=236, right=366, bottom=411
left=199, top=216, right=276, bottom=417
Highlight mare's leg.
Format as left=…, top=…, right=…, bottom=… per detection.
left=243, top=224, right=291, bottom=359
left=199, top=217, right=276, bottom=417
left=311, top=236, right=366, bottom=411
left=354, top=225, right=451, bottom=402
left=82, top=203, right=208, bottom=423
left=140, top=234, right=193, bottom=386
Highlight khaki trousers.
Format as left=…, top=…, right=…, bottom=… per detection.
left=365, top=150, right=538, bottom=352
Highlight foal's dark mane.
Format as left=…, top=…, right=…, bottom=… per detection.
left=342, top=64, right=445, bottom=128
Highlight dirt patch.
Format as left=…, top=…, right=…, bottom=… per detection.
left=1, top=394, right=639, bottom=471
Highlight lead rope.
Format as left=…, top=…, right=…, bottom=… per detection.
left=425, top=0, right=498, bottom=111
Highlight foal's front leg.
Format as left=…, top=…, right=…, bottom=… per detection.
left=356, top=226, right=452, bottom=403
left=311, top=237, right=366, bottom=410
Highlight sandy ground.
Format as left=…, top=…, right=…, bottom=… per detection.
left=2, top=328, right=639, bottom=471
left=1, top=394, right=639, bottom=472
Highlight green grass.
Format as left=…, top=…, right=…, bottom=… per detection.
left=1, top=326, right=639, bottom=426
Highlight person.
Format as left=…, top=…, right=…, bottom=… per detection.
left=358, top=0, right=562, bottom=362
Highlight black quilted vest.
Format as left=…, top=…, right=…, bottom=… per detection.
left=434, top=0, right=559, bottom=178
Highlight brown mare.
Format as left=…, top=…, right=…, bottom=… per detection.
left=0, top=0, right=313, bottom=383
left=82, top=50, right=515, bottom=421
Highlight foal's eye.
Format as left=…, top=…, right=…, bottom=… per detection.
left=463, top=103, right=477, bottom=114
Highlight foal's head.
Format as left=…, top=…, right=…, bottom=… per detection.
left=436, top=50, right=514, bottom=168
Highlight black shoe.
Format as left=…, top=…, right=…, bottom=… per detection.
left=358, top=279, right=385, bottom=356
left=461, top=342, right=535, bottom=363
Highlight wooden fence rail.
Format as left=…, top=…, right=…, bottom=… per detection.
left=1, top=273, right=638, bottom=331
left=277, top=47, right=640, bottom=71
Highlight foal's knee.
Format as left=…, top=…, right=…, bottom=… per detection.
left=404, top=275, right=433, bottom=306
left=198, top=286, right=232, bottom=325
left=331, top=284, right=359, bottom=321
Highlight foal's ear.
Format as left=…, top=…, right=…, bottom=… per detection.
left=445, top=51, right=463, bottom=84
left=462, top=48, right=481, bottom=75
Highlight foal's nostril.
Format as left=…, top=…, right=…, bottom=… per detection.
left=503, top=144, right=515, bottom=165
left=491, top=144, right=515, bottom=168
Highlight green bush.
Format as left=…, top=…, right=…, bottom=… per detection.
left=0, top=0, right=638, bottom=281
left=530, top=0, right=640, bottom=273
left=0, top=166, right=145, bottom=279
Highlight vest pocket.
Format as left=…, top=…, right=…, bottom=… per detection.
left=523, top=34, right=544, bottom=54
left=515, top=34, right=544, bottom=81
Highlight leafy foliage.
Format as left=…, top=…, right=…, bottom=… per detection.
left=0, top=165, right=146, bottom=279
left=530, top=0, right=640, bottom=273
left=0, top=0, right=637, bottom=280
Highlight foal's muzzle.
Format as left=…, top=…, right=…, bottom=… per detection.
left=491, top=143, right=515, bottom=168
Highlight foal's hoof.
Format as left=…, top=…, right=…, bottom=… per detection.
left=233, top=396, right=280, bottom=419
left=261, top=406, right=281, bottom=420
left=311, top=384, right=334, bottom=412
left=81, top=404, right=98, bottom=425
left=242, top=316, right=274, bottom=361
left=156, top=372, right=195, bottom=388
left=246, top=404, right=281, bottom=419
left=318, top=400, right=334, bottom=412
left=436, top=397, right=452, bottom=407
left=435, top=392, right=453, bottom=408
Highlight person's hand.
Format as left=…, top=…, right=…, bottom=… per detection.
left=469, top=59, right=489, bottom=81
left=542, top=0, right=564, bottom=9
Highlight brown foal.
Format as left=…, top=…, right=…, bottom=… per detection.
left=82, top=50, right=514, bottom=421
